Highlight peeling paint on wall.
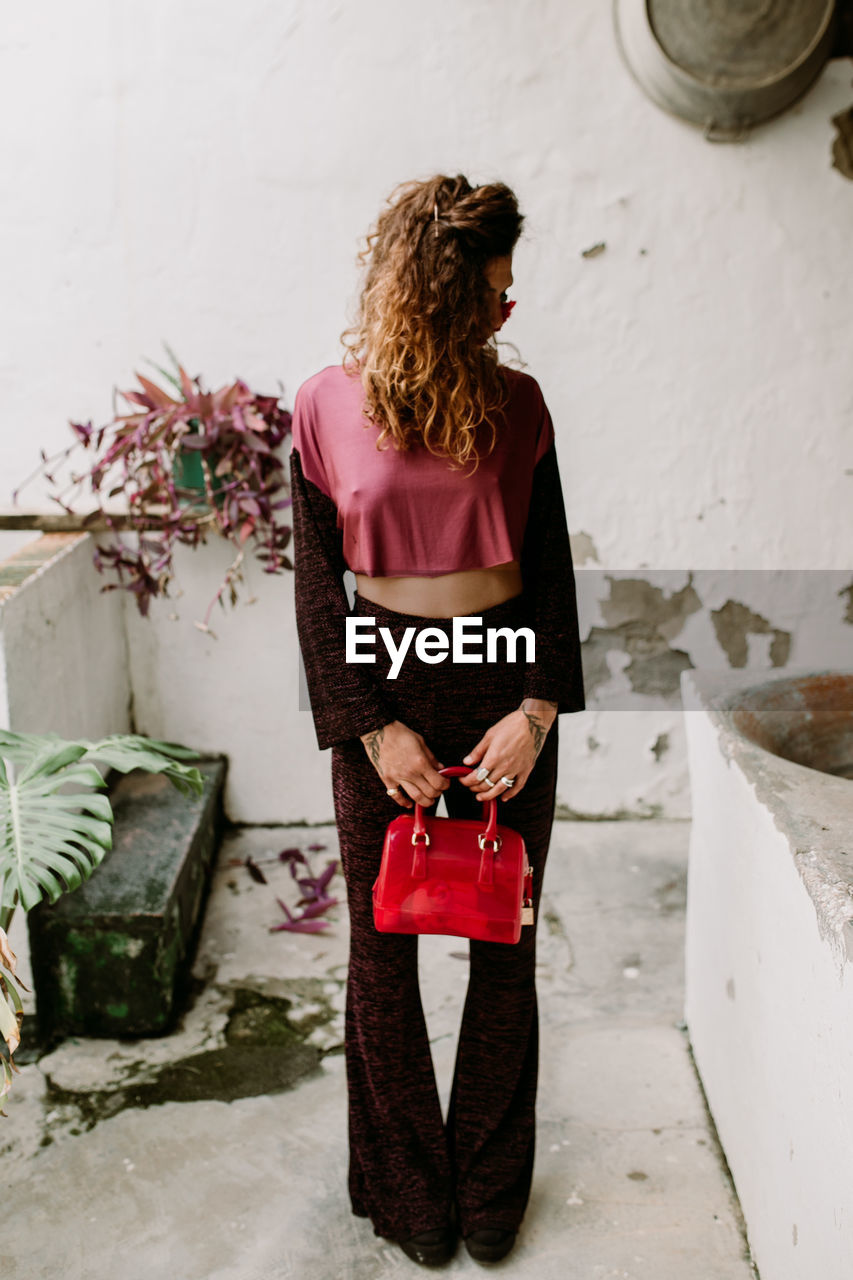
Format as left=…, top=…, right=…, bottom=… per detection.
left=583, top=623, right=694, bottom=700
left=841, top=581, right=853, bottom=625
left=711, top=600, right=792, bottom=668
left=600, top=575, right=703, bottom=641
left=831, top=106, right=853, bottom=179
left=571, top=531, right=600, bottom=565
left=582, top=575, right=701, bottom=699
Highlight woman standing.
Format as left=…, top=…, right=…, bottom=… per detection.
left=290, top=174, right=585, bottom=1267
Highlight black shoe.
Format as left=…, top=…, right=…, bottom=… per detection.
left=463, top=1226, right=517, bottom=1263
left=399, top=1224, right=456, bottom=1267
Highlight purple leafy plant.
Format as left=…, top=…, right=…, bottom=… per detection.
left=13, top=346, right=293, bottom=634
left=240, top=843, right=340, bottom=935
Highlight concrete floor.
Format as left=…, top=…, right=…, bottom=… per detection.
left=3, top=819, right=759, bottom=1280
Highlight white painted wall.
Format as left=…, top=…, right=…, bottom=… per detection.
left=1, top=2, right=851, bottom=820
left=122, top=537, right=306, bottom=823
left=683, top=669, right=853, bottom=1280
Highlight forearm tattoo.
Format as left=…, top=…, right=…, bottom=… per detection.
left=521, top=701, right=558, bottom=759
left=362, top=726, right=385, bottom=769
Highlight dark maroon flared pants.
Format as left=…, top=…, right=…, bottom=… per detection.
left=330, top=593, right=559, bottom=1243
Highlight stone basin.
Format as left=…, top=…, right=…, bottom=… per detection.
left=681, top=666, right=853, bottom=1280
left=727, top=671, right=853, bottom=781
left=683, top=667, right=853, bottom=963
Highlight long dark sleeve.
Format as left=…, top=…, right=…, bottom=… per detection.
left=519, top=440, right=586, bottom=713
left=290, top=445, right=395, bottom=750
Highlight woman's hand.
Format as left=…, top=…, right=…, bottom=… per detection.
left=461, top=698, right=557, bottom=802
left=360, top=721, right=449, bottom=809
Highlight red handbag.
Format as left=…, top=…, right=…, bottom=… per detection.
left=372, top=766, right=534, bottom=945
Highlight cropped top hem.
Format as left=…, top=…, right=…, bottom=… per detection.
left=352, top=555, right=521, bottom=579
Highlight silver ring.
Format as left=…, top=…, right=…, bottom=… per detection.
left=481, top=774, right=495, bottom=787
left=386, top=786, right=401, bottom=796
left=500, top=776, right=516, bottom=788
left=475, top=766, right=490, bottom=782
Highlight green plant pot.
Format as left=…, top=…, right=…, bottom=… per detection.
left=173, top=446, right=203, bottom=492
left=172, top=448, right=227, bottom=509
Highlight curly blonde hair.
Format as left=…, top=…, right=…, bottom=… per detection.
left=341, top=174, right=524, bottom=468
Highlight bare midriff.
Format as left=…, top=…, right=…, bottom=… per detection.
left=354, top=561, right=523, bottom=619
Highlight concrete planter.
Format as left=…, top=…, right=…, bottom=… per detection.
left=28, top=756, right=227, bottom=1039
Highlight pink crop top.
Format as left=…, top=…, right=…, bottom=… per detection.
left=290, top=364, right=555, bottom=577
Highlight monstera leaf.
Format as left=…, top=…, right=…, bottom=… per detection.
left=0, top=927, right=24, bottom=1114
left=0, top=730, right=204, bottom=916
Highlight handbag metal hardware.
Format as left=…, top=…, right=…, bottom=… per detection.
left=477, top=833, right=502, bottom=852
left=411, top=830, right=430, bottom=846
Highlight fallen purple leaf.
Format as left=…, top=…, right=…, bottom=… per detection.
left=269, top=919, right=330, bottom=934
left=294, top=898, right=339, bottom=919
left=245, top=856, right=268, bottom=885
left=315, top=861, right=338, bottom=893
left=278, top=847, right=307, bottom=865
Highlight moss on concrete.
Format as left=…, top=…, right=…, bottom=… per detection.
left=40, top=983, right=335, bottom=1129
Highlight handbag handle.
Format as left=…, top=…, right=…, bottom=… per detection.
left=410, top=765, right=499, bottom=885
